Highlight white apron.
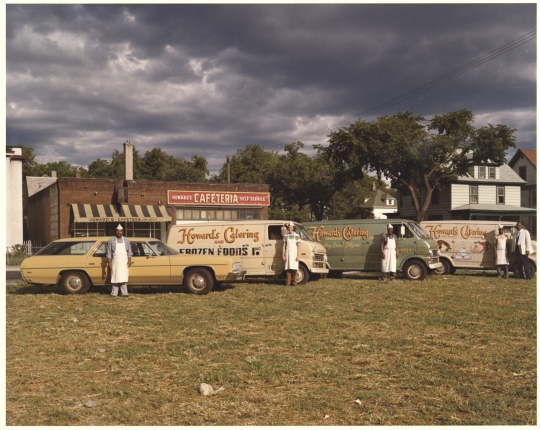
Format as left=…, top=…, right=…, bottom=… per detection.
left=284, top=233, right=300, bottom=271
left=381, top=236, right=397, bottom=273
left=495, top=235, right=509, bottom=265
left=111, top=238, right=129, bottom=284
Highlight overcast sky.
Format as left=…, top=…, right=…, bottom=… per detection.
left=6, top=3, right=537, bottom=175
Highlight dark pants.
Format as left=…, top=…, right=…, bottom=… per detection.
left=514, top=251, right=531, bottom=279
left=496, top=265, right=509, bottom=278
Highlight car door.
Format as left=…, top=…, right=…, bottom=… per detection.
left=86, top=242, right=111, bottom=285
left=129, top=241, right=171, bottom=284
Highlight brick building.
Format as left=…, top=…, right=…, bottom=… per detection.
left=27, top=142, right=270, bottom=245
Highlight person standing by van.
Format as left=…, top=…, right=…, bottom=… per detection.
left=513, top=222, right=532, bottom=280
left=380, top=224, right=399, bottom=281
left=494, top=225, right=509, bottom=278
left=107, top=224, right=133, bottom=296
left=282, top=222, right=300, bottom=286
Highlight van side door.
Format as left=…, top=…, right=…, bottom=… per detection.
left=264, top=224, right=285, bottom=275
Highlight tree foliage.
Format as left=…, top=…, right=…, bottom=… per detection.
left=325, top=109, right=516, bottom=222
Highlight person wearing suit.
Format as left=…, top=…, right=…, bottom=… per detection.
left=512, top=222, right=532, bottom=280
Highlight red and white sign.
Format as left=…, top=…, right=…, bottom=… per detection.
left=168, top=190, right=270, bottom=206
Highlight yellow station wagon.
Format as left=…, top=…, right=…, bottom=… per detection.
left=20, top=237, right=245, bottom=295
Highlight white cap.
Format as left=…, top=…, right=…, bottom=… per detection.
left=498, top=224, right=503, bottom=229
left=116, top=224, right=124, bottom=230
left=387, top=224, right=393, bottom=229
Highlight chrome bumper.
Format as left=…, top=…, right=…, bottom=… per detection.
left=226, top=270, right=246, bottom=281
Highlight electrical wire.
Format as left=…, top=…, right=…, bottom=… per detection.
left=261, top=29, right=536, bottom=153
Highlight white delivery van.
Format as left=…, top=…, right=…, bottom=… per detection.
left=420, top=220, right=537, bottom=277
left=167, top=220, right=328, bottom=284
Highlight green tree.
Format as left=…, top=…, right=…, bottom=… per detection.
left=325, top=110, right=516, bottom=222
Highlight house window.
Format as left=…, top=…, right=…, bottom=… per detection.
left=431, top=188, right=439, bottom=205
left=519, top=166, right=527, bottom=180
left=478, top=166, right=486, bottom=179
left=470, top=186, right=478, bottom=204
left=497, top=187, right=505, bottom=204
left=489, top=167, right=495, bottom=179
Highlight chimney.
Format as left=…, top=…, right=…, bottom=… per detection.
left=124, top=140, right=134, bottom=181
left=75, top=169, right=81, bottom=179
left=52, top=171, right=57, bottom=178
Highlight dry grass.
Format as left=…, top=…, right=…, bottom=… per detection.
left=6, top=271, right=537, bottom=425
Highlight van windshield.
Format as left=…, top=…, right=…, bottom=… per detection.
left=294, top=223, right=315, bottom=241
left=408, top=222, right=430, bottom=239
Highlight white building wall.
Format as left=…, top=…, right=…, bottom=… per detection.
left=451, top=184, right=470, bottom=208
left=505, top=186, right=521, bottom=206
left=7, top=148, right=24, bottom=249
left=478, top=185, right=495, bottom=205
left=373, top=207, right=397, bottom=219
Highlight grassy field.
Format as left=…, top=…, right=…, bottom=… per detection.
left=6, top=271, right=537, bottom=425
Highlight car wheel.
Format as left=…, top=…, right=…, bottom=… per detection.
left=61, top=271, right=91, bottom=295
left=184, top=268, right=214, bottom=295
left=403, top=260, right=427, bottom=281
left=433, top=259, right=452, bottom=275
left=295, top=264, right=310, bottom=285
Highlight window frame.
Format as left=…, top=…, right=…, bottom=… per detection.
left=469, top=185, right=478, bottom=204
left=496, top=186, right=505, bottom=204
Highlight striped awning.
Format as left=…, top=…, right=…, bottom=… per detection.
left=71, top=204, right=171, bottom=223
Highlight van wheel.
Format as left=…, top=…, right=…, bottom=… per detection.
left=61, top=271, right=92, bottom=295
left=510, top=261, right=536, bottom=279
left=403, top=260, right=427, bottom=281
left=184, top=268, right=214, bottom=295
left=434, top=259, right=452, bottom=275
left=295, top=265, right=309, bottom=285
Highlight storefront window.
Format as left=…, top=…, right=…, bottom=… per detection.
left=174, top=207, right=261, bottom=222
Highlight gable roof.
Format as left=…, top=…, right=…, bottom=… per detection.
left=509, top=148, right=536, bottom=168
left=359, top=188, right=398, bottom=209
left=26, top=176, right=57, bottom=197
left=457, top=164, right=526, bottom=184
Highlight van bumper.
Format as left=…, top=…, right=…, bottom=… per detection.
left=310, top=267, right=329, bottom=274
left=428, top=262, right=442, bottom=270
left=225, top=270, right=247, bottom=281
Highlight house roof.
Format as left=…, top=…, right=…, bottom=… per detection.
left=449, top=204, right=537, bottom=214
left=508, top=148, right=536, bottom=168
left=26, top=176, right=57, bottom=197
left=457, top=164, right=526, bottom=184
left=359, top=188, right=398, bottom=209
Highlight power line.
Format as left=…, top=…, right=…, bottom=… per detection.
left=262, top=29, right=536, bottom=153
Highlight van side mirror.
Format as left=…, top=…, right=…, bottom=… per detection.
left=281, top=226, right=287, bottom=237
left=400, top=225, right=405, bottom=237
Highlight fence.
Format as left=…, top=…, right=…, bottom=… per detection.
left=6, top=240, right=44, bottom=266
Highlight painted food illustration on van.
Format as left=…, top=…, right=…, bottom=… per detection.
left=471, top=241, right=491, bottom=253
left=455, top=241, right=472, bottom=260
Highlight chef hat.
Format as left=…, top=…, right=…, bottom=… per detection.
left=287, top=221, right=294, bottom=227
left=387, top=224, right=393, bottom=229
left=498, top=224, right=503, bottom=229
left=116, top=224, right=124, bottom=230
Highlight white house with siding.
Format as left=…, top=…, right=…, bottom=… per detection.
left=397, top=160, right=536, bottom=223
left=508, top=149, right=536, bottom=238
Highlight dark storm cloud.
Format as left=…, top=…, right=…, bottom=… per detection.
left=6, top=3, right=536, bottom=173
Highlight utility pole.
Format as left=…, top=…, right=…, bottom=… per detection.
left=226, top=156, right=230, bottom=184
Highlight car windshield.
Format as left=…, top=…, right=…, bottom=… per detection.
left=34, top=241, right=96, bottom=256
left=148, top=241, right=179, bottom=256
left=407, top=222, right=430, bottom=239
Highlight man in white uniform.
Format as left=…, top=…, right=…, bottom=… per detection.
left=380, top=224, right=399, bottom=281
left=512, top=222, right=532, bottom=280
left=494, top=225, right=509, bottom=278
left=106, top=224, right=133, bottom=296
left=282, top=222, right=300, bottom=286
